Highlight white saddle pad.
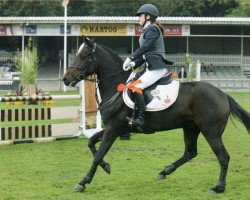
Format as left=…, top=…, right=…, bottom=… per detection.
left=123, top=80, right=180, bottom=112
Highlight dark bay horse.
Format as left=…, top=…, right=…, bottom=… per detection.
left=63, top=37, right=250, bottom=193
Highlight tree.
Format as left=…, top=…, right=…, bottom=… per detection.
left=228, top=0, right=250, bottom=17
left=88, top=0, right=142, bottom=16
left=0, top=0, right=62, bottom=16
left=84, top=0, right=240, bottom=17
left=203, top=0, right=239, bottom=17
left=0, top=0, right=241, bottom=17
left=68, top=0, right=93, bottom=16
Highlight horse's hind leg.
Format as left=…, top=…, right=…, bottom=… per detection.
left=157, top=126, right=200, bottom=180
left=203, top=133, right=230, bottom=193
left=88, top=129, right=111, bottom=174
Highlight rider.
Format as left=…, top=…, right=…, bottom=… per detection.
left=123, top=3, right=170, bottom=130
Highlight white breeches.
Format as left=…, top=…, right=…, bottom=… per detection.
left=135, top=68, right=167, bottom=90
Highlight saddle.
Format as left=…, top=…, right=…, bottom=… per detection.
left=122, top=73, right=180, bottom=112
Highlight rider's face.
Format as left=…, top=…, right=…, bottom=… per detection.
left=138, top=14, right=150, bottom=26
left=138, top=14, right=145, bottom=26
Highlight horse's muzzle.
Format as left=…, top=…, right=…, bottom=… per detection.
left=62, top=77, right=70, bottom=86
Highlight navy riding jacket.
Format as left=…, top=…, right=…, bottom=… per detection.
left=129, top=23, right=172, bottom=70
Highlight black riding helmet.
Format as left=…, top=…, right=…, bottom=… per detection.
left=135, top=4, right=159, bottom=18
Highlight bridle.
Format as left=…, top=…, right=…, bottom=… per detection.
left=68, top=43, right=97, bottom=86
left=71, top=43, right=124, bottom=85
left=69, top=42, right=125, bottom=110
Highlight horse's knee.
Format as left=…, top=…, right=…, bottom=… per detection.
left=88, top=135, right=102, bottom=148
left=88, top=138, right=94, bottom=149
left=88, top=138, right=98, bottom=154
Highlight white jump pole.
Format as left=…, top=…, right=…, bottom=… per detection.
left=196, top=60, right=201, bottom=81
left=77, top=80, right=102, bottom=138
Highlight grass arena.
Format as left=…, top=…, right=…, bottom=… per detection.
left=0, top=92, right=249, bottom=199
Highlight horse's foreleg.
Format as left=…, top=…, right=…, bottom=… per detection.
left=157, top=126, right=200, bottom=180
left=75, top=126, right=118, bottom=192
left=88, top=129, right=111, bottom=174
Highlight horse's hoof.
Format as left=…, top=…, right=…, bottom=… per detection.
left=156, top=174, right=166, bottom=181
left=209, top=185, right=225, bottom=193
left=74, top=184, right=86, bottom=192
left=103, top=163, right=111, bottom=174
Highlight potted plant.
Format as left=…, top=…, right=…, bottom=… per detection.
left=18, top=37, right=39, bottom=97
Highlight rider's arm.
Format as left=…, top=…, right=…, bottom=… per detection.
left=129, top=26, right=160, bottom=61
left=133, top=57, right=145, bottom=69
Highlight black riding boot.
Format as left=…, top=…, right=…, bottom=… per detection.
left=128, top=93, right=146, bottom=130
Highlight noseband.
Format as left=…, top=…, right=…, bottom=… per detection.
left=69, top=43, right=97, bottom=86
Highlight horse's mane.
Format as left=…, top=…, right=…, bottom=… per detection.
left=99, top=44, right=123, bottom=65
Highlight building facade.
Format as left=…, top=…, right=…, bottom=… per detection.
left=0, top=16, right=250, bottom=90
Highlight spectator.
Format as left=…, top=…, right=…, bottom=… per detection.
left=201, top=63, right=216, bottom=75
left=6, top=59, right=17, bottom=72
left=3, top=59, right=13, bottom=72
left=201, top=62, right=206, bottom=72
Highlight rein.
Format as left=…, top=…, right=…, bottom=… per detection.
left=83, top=69, right=124, bottom=83
left=79, top=43, right=127, bottom=111
left=84, top=70, right=124, bottom=111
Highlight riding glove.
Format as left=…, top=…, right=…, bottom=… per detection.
left=123, top=57, right=135, bottom=71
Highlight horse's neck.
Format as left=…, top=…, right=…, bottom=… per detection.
left=98, top=67, right=128, bottom=100
left=96, top=48, right=129, bottom=100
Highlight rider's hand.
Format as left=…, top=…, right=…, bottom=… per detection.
left=130, top=62, right=135, bottom=68
left=123, top=57, right=132, bottom=71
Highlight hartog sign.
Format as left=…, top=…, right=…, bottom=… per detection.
left=80, top=24, right=128, bottom=36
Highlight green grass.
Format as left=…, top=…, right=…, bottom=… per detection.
left=0, top=92, right=249, bottom=199
left=0, top=125, right=249, bottom=200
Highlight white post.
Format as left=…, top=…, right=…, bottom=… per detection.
left=22, top=24, right=25, bottom=62
left=96, top=111, right=102, bottom=130
left=96, top=86, right=102, bottom=130
left=181, top=67, right=184, bottom=81
left=59, top=59, right=62, bottom=91
left=62, top=0, right=69, bottom=92
left=79, top=80, right=86, bottom=136
left=188, top=63, right=192, bottom=82
left=196, top=60, right=201, bottom=81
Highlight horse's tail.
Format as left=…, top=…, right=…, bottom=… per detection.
left=227, top=95, right=250, bottom=133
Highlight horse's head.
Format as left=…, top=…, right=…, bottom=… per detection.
left=63, top=37, right=98, bottom=87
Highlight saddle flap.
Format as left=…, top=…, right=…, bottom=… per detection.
left=123, top=80, right=180, bottom=112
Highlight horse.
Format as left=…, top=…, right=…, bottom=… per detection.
left=63, top=37, right=250, bottom=193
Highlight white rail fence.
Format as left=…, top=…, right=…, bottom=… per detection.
left=0, top=81, right=102, bottom=145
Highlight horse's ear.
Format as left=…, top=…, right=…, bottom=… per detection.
left=83, top=36, right=94, bottom=48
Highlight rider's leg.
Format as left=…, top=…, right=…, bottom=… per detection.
left=129, top=68, right=167, bottom=128
left=136, top=68, right=167, bottom=89
left=131, top=92, right=146, bottom=127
